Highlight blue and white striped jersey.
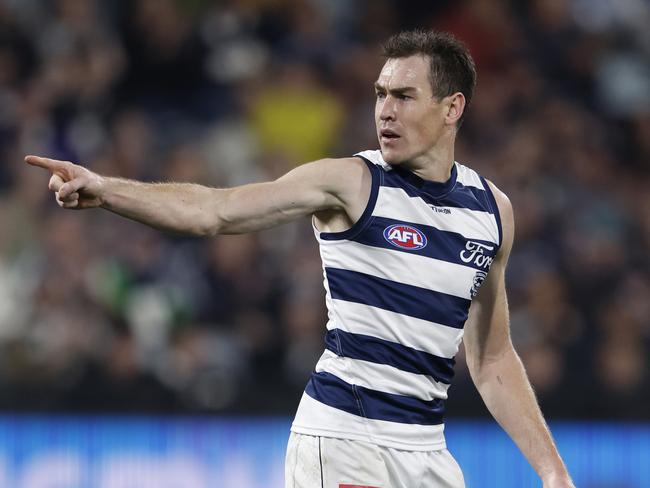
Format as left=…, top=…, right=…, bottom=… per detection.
left=291, top=150, right=503, bottom=450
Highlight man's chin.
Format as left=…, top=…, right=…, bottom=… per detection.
left=380, top=148, right=407, bottom=165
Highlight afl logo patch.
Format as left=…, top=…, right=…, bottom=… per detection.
left=383, top=224, right=427, bottom=250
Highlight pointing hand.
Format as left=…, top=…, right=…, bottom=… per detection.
left=24, top=155, right=105, bottom=209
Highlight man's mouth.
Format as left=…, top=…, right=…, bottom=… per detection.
left=380, top=129, right=401, bottom=141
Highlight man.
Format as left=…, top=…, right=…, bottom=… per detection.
left=26, top=30, right=574, bottom=488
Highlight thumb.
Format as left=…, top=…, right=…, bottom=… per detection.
left=49, top=174, right=65, bottom=192
left=59, top=177, right=87, bottom=199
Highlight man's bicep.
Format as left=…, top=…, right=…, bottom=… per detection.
left=275, top=157, right=367, bottom=209
left=214, top=158, right=364, bottom=234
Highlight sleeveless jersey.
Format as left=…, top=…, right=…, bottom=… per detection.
left=290, top=150, right=503, bottom=451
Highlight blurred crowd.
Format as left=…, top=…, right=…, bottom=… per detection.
left=0, top=0, right=648, bottom=419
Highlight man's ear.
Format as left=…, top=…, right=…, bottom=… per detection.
left=445, top=92, right=466, bottom=126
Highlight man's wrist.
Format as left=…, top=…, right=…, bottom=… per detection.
left=97, top=175, right=121, bottom=209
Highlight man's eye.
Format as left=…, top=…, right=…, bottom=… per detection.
left=376, top=92, right=386, bottom=99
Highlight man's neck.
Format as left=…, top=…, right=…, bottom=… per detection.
left=406, top=136, right=456, bottom=184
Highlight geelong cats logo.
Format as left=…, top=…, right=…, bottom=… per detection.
left=471, top=270, right=487, bottom=298
left=383, top=224, right=427, bottom=250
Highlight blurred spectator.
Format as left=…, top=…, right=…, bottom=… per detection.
left=249, top=61, right=344, bottom=163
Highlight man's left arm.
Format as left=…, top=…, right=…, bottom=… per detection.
left=463, top=181, right=574, bottom=488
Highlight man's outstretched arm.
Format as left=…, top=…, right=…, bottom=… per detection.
left=24, top=155, right=369, bottom=236
left=463, top=181, right=574, bottom=488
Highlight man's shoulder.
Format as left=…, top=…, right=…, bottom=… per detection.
left=313, top=151, right=384, bottom=186
left=299, top=156, right=372, bottom=197
left=300, top=156, right=373, bottom=221
left=312, top=156, right=371, bottom=178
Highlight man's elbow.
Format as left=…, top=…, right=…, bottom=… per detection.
left=195, top=224, right=217, bottom=237
left=197, top=217, right=225, bottom=236
left=466, top=343, right=518, bottom=386
left=203, top=189, right=237, bottom=235
left=200, top=210, right=242, bottom=236
left=187, top=211, right=222, bottom=236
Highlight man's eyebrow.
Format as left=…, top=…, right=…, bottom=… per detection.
left=373, top=83, right=417, bottom=94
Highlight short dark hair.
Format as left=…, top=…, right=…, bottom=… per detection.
left=382, top=30, right=476, bottom=125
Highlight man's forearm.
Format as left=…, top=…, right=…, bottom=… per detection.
left=471, top=347, right=571, bottom=483
left=100, top=177, right=223, bottom=236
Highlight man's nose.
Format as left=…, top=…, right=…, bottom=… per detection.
left=380, top=97, right=396, bottom=121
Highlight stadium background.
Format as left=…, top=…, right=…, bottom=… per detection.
left=0, top=0, right=648, bottom=486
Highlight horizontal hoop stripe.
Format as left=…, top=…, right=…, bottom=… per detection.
left=342, top=217, right=497, bottom=273
left=329, top=299, right=464, bottom=359
left=291, top=393, right=447, bottom=451
left=325, top=329, right=454, bottom=384
left=326, top=268, right=470, bottom=329
left=316, top=349, right=450, bottom=400
left=374, top=186, right=500, bottom=243
left=320, top=240, right=476, bottom=299
left=305, top=371, right=445, bottom=425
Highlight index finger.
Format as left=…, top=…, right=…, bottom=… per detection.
left=24, top=155, right=70, bottom=172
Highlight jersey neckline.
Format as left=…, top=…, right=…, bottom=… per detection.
left=390, top=162, right=458, bottom=200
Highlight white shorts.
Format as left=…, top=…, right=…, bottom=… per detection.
left=285, top=433, right=465, bottom=488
